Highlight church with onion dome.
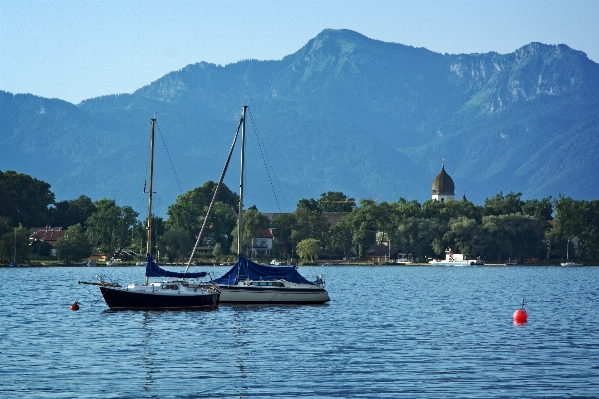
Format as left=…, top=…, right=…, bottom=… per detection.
left=432, top=163, right=455, bottom=202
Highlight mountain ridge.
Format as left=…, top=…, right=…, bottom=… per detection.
left=1, top=29, right=598, bottom=217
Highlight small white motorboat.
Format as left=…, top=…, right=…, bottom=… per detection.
left=431, top=248, right=484, bottom=266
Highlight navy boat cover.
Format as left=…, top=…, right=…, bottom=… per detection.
left=145, top=255, right=207, bottom=278
left=214, top=254, right=314, bottom=285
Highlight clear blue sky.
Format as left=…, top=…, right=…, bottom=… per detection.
left=2, top=0, right=598, bottom=105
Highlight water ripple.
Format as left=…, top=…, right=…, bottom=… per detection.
left=1, top=265, right=598, bottom=398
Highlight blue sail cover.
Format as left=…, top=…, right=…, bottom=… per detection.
left=145, top=255, right=207, bottom=278
left=214, top=254, right=314, bottom=285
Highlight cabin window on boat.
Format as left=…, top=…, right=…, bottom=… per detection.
left=252, top=281, right=270, bottom=286
left=251, top=281, right=285, bottom=287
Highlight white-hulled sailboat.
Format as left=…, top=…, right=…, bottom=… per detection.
left=188, top=106, right=330, bottom=304
left=79, top=118, right=219, bottom=310
left=561, top=236, right=582, bottom=267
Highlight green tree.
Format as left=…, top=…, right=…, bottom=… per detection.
left=318, top=191, right=355, bottom=212
left=550, top=198, right=599, bottom=261
left=327, top=218, right=354, bottom=259
left=212, top=242, right=224, bottom=261
left=482, top=215, right=515, bottom=261
left=131, top=220, right=146, bottom=260
left=422, top=199, right=447, bottom=222
left=444, top=198, right=482, bottom=222
left=372, top=202, right=395, bottom=244
left=0, top=225, right=29, bottom=263
left=136, top=215, right=166, bottom=257
left=230, top=206, right=270, bottom=255
left=344, top=199, right=382, bottom=259
left=0, top=170, right=55, bottom=227
left=430, top=237, right=445, bottom=257
left=200, top=201, right=236, bottom=252
left=580, top=200, right=599, bottom=260
left=54, top=224, right=91, bottom=264
left=296, top=238, right=320, bottom=262
left=523, top=197, right=553, bottom=229
left=415, top=218, right=447, bottom=260
left=483, top=191, right=525, bottom=216
left=482, top=214, right=545, bottom=262
left=271, top=213, right=297, bottom=256
left=296, top=198, right=321, bottom=212
left=0, top=216, right=12, bottom=237
left=157, top=226, right=194, bottom=263
left=85, top=199, right=138, bottom=258
left=395, top=198, right=423, bottom=220
left=553, top=195, right=586, bottom=259
left=114, top=206, right=139, bottom=253
left=166, top=181, right=239, bottom=235
left=395, top=217, right=446, bottom=260
left=510, top=214, right=546, bottom=260
left=553, top=195, right=585, bottom=238
left=443, top=217, right=486, bottom=256
left=292, top=200, right=330, bottom=246
left=50, top=195, right=96, bottom=228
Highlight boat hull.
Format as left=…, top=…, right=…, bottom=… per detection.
left=431, top=261, right=476, bottom=267
left=217, top=285, right=330, bottom=304
left=561, top=262, right=583, bottom=267
left=432, top=251, right=483, bottom=267
left=100, top=286, right=219, bottom=310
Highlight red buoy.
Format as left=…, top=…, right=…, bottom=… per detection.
left=513, top=298, right=527, bottom=324
left=70, top=301, right=80, bottom=311
left=513, top=308, right=527, bottom=324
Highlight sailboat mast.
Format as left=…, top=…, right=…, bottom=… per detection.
left=145, top=118, right=156, bottom=285
left=237, top=105, right=247, bottom=255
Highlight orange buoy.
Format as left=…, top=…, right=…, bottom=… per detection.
left=70, top=301, right=80, bottom=311
left=513, top=298, right=527, bottom=324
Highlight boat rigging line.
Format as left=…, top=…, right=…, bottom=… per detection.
left=155, top=119, right=183, bottom=195
left=76, top=277, right=109, bottom=307
left=184, top=115, right=244, bottom=272
left=247, top=108, right=289, bottom=212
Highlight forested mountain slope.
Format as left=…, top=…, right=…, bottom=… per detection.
left=2, top=29, right=598, bottom=216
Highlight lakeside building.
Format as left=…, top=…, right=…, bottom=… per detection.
left=29, top=227, right=65, bottom=257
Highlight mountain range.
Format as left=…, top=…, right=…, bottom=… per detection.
left=1, top=29, right=598, bottom=217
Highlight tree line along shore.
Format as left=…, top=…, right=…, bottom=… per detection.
left=1, top=170, right=598, bottom=266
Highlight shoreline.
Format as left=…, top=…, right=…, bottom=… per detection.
left=1, top=262, right=594, bottom=268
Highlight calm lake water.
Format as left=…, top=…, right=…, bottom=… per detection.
left=1, top=265, right=598, bottom=398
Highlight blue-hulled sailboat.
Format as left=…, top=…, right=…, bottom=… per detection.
left=80, top=118, right=219, bottom=310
